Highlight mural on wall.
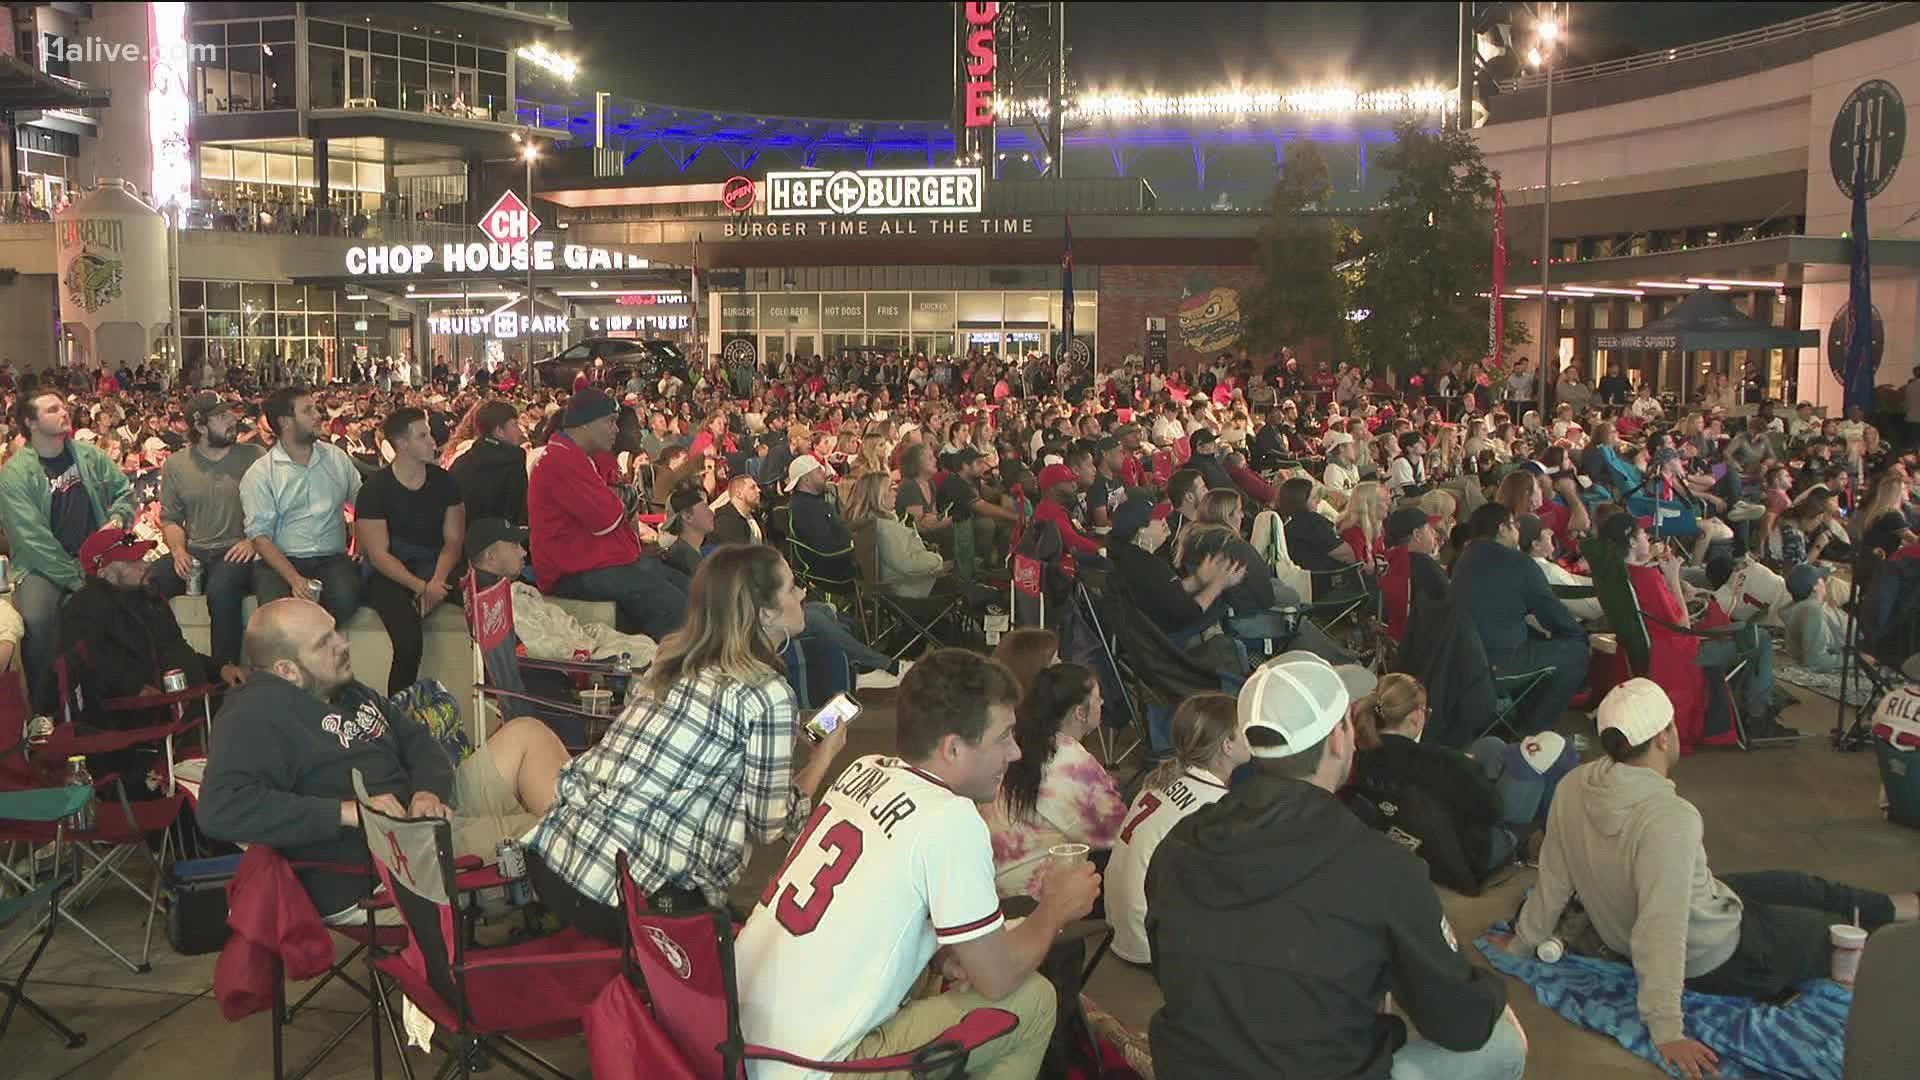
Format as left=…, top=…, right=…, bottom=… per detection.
left=63, top=252, right=125, bottom=313
left=1827, top=301, right=1885, bottom=381
left=1831, top=78, right=1906, bottom=199
left=1176, top=272, right=1244, bottom=353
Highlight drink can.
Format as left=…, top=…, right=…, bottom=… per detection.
left=0, top=554, right=11, bottom=592
left=26, top=715, right=54, bottom=746
left=186, top=558, right=205, bottom=596
left=1536, top=938, right=1565, bottom=964
left=571, top=648, right=592, bottom=690
left=162, top=668, right=189, bottom=693
left=496, top=839, right=532, bottom=907
left=305, top=578, right=324, bottom=602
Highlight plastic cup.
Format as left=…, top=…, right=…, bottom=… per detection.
left=1047, top=843, right=1090, bottom=880
left=578, top=689, right=615, bottom=717
left=1830, top=924, right=1868, bottom=985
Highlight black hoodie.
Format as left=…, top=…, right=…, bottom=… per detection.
left=199, top=673, right=455, bottom=917
left=452, top=436, right=529, bottom=527
left=1146, top=773, right=1507, bottom=1079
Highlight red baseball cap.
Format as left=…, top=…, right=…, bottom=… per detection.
left=79, top=526, right=156, bottom=577
left=1037, top=464, right=1076, bottom=490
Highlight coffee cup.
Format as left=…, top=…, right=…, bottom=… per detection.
left=1830, top=924, right=1868, bottom=985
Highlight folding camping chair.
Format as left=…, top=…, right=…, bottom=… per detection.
left=462, top=572, right=630, bottom=752
left=1583, top=534, right=1797, bottom=750
left=850, top=523, right=960, bottom=662
left=770, top=505, right=857, bottom=610
left=0, top=661, right=212, bottom=974
left=353, top=772, right=623, bottom=1080
left=0, top=785, right=88, bottom=1050
left=1484, top=667, right=1560, bottom=742
left=1248, top=510, right=1375, bottom=657
left=1085, top=574, right=1223, bottom=763
left=582, top=850, right=1019, bottom=1080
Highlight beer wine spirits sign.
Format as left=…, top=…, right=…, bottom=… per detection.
left=1831, top=79, right=1906, bottom=199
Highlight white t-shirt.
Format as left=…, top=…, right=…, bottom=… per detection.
left=735, top=756, right=1006, bottom=1080
left=1102, top=767, right=1231, bottom=964
left=1388, top=456, right=1417, bottom=493
left=1322, top=459, right=1360, bottom=496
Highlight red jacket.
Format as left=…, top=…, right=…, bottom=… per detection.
left=530, top=432, right=641, bottom=589
left=214, top=847, right=336, bottom=1021
left=1033, top=498, right=1103, bottom=555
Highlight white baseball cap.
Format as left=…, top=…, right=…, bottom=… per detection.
left=1239, top=652, right=1353, bottom=759
left=1596, top=678, right=1674, bottom=747
left=1322, top=431, right=1354, bottom=451
left=784, top=454, right=824, bottom=494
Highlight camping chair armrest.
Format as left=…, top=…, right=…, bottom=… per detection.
left=1551, top=584, right=1597, bottom=600
left=0, top=784, right=93, bottom=823
left=475, top=684, right=612, bottom=724
left=456, top=947, right=623, bottom=975
left=741, top=1008, right=1020, bottom=1075
left=516, top=656, right=629, bottom=679
left=1638, top=609, right=1739, bottom=640
left=103, top=683, right=219, bottom=712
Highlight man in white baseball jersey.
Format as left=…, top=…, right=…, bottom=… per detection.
left=734, top=649, right=1099, bottom=1080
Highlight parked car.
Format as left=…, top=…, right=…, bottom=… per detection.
left=535, top=338, right=687, bottom=389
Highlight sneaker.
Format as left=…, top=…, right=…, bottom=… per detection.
left=856, top=668, right=902, bottom=690
left=1727, top=501, right=1768, bottom=523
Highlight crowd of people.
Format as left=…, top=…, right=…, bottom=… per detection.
left=7, top=340, right=1918, bottom=1079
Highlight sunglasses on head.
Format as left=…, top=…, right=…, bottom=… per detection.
left=88, top=531, right=144, bottom=574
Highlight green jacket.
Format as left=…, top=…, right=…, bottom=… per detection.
left=0, top=439, right=136, bottom=591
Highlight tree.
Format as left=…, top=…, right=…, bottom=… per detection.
left=1348, top=120, right=1529, bottom=376
left=1241, top=142, right=1348, bottom=358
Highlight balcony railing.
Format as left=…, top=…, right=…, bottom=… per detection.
left=1498, top=1, right=1909, bottom=91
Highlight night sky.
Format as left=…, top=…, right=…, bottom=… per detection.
left=563, top=2, right=1843, bottom=119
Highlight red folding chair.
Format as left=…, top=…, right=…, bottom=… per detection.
left=353, top=771, right=622, bottom=1080
left=584, top=851, right=1018, bottom=1079
left=1150, top=450, right=1175, bottom=485
left=461, top=571, right=628, bottom=753
left=0, top=660, right=213, bottom=974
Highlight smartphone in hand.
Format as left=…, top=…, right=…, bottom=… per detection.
left=804, top=692, right=861, bottom=743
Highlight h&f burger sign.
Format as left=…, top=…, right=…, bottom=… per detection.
left=765, top=167, right=983, bottom=217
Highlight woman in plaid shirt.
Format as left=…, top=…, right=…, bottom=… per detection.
left=524, top=544, right=853, bottom=939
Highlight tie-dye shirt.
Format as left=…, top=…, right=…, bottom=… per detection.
left=983, top=735, right=1128, bottom=897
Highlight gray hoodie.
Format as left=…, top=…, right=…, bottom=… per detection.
left=1510, top=759, right=1743, bottom=1044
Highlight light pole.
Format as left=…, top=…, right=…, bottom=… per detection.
left=1529, top=5, right=1564, bottom=418
left=522, top=138, right=540, bottom=377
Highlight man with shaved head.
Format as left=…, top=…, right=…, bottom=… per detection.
left=200, top=598, right=570, bottom=922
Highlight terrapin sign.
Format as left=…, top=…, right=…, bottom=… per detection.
left=765, top=168, right=984, bottom=217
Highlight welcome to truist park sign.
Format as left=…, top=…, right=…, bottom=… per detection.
left=343, top=190, right=648, bottom=277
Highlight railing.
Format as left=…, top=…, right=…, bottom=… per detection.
left=1499, top=1, right=1909, bottom=91
left=181, top=206, right=471, bottom=244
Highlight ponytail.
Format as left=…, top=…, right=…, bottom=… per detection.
left=1350, top=673, right=1428, bottom=752
left=1142, top=692, right=1240, bottom=792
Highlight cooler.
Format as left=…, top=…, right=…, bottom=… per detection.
left=1870, top=686, right=1920, bottom=829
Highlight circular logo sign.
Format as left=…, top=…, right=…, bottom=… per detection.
left=721, top=175, right=756, bottom=214
left=722, top=337, right=758, bottom=365
left=823, top=171, right=867, bottom=215
left=1065, top=337, right=1092, bottom=366
left=1827, top=301, right=1886, bottom=381
left=1831, top=79, right=1907, bottom=199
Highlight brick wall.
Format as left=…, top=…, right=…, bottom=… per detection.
left=1096, top=264, right=1262, bottom=373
